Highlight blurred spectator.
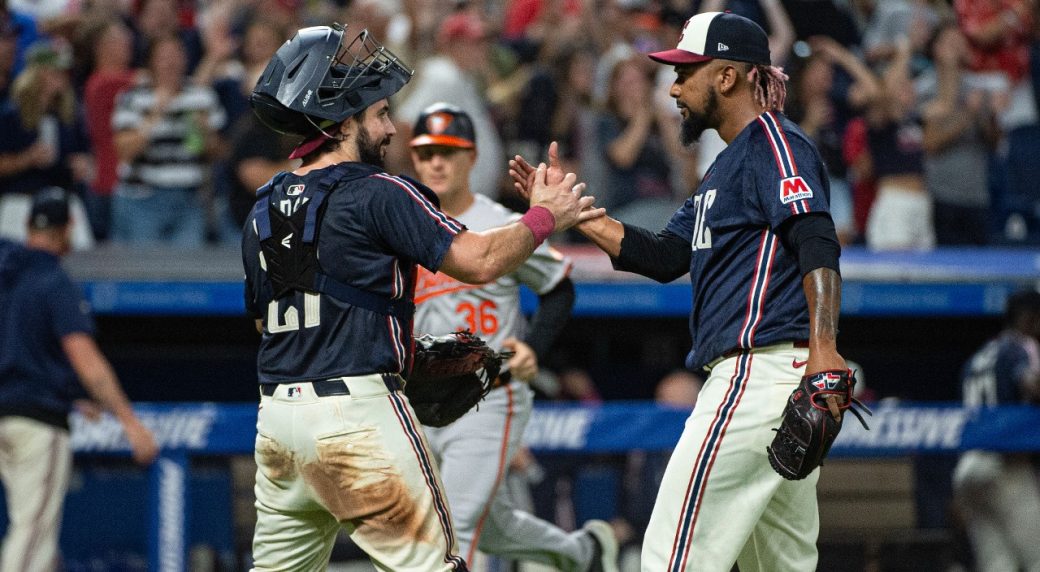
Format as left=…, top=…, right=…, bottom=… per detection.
left=864, top=38, right=934, bottom=251
left=595, top=56, right=676, bottom=217
left=9, top=0, right=77, bottom=38
left=82, top=17, right=135, bottom=241
left=0, top=0, right=40, bottom=78
left=955, top=0, right=1032, bottom=87
left=111, top=34, right=226, bottom=246
left=192, top=4, right=245, bottom=123
left=920, top=23, right=999, bottom=245
left=590, top=0, right=638, bottom=107
left=132, top=0, right=203, bottom=74
left=843, top=115, right=877, bottom=241
left=956, top=0, right=1040, bottom=244
left=0, top=188, right=157, bottom=572
left=225, top=111, right=296, bottom=229
left=952, top=289, right=1040, bottom=571
left=502, top=0, right=583, bottom=42
left=854, top=0, right=941, bottom=68
left=787, top=36, right=881, bottom=244
left=0, top=11, right=20, bottom=99
left=0, top=39, right=94, bottom=250
left=395, top=10, right=507, bottom=198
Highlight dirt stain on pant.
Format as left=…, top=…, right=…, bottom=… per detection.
left=256, top=435, right=297, bottom=481
left=302, top=428, right=437, bottom=547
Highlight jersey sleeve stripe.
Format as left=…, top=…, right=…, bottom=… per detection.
left=766, top=112, right=800, bottom=176
left=372, top=173, right=464, bottom=234
left=757, top=116, right=786, bottom=176
left=756, top=113, right=797, bottom=178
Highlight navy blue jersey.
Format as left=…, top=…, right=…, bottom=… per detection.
left=0, top=239, right=94, bottom=429
left=961, top=332, right=1040, bottom=407
left=666, top=112, right=833, bottom=370
left=242, top=163, right=464, bottom=383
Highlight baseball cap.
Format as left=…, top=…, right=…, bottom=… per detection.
left=29, top=187, right=70, bottom=229
left=410, top=103, right=476, bottom=149
left=648, top=12, right=770, bottom=66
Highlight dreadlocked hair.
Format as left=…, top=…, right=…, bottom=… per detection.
left=747, top=64, right=789, bottom=112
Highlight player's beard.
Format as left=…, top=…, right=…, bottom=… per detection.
left=680, top=87, right=719, bottom=146
left=357, top=124, right=391, bottom=168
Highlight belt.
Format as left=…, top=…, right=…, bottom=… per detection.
left=260, top=374, right=402, bottom=397
left=720, top=340, right=810, bottom=361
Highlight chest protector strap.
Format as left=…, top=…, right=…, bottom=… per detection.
left=252, top=166, right=414, bottom=320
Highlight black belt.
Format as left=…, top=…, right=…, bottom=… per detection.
left=260, top=379, right=350, bottom=397
left=260, top=374, right=402, bottom=397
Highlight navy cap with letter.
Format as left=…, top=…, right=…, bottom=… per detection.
left=29, top=187, right=70, bottom=229
left=410, top=103, right=476, bottom=149
left=648, top=11, right=771, bottom=66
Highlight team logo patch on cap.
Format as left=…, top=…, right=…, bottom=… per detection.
left=779, top=176, right=813, bottom=204
left=426, top=112, right=453, bottom=135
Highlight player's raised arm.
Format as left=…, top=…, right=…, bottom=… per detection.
left=439, top=165, right=603, bottom=284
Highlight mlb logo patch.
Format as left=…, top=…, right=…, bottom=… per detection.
left=779, top=176, right=813, bottom=204
left=287, top=184, right=305, bottom=196
left=812, top=373, right=842, bottom=391
left=286, top=386, right=304, bottom=398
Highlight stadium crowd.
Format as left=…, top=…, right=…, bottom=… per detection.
left=0, top=0, right=1038, bottom=250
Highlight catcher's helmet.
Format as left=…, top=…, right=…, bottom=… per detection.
left=250, top=24, right=413, bottom=138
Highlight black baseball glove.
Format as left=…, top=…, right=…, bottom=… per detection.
left=404, top=331, right=513, bottom=427
left=767, top=369, right=871, bottom=480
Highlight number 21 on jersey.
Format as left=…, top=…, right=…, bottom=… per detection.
left=267, top=293, right=321, bottom=333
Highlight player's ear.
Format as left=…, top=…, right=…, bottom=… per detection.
left=716, top=63, right=741, bottom=94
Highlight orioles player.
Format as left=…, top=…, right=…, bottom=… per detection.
left=410, top=103, right=619, bottom=572
left=512, top=12, right=847, bottom=572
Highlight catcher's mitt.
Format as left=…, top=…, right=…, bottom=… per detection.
left=404, top=330, right=513, bottom=427
left=767, top=369, right=871, bottom=480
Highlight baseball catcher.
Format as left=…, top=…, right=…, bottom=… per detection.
left=767, top=369, right=872, bottom=480
left=405, top=331, right=513, bottom=427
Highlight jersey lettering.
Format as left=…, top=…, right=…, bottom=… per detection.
left=277, top=196, right=310, bottom=217
left=779, top=176, right=813, bottom=204
left=267, top=292, right=321, bottom=333
left=691, top=189, right=716, bottom=251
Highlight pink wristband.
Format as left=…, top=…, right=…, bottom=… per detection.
left=519, top=206, right=556, bottom=246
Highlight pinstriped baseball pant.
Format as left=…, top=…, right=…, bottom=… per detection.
left=251, top=375, right=466, bottom=572
left=641, top=343, right=820, bottom=572
left=0, top=416, right=71, bottom=572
